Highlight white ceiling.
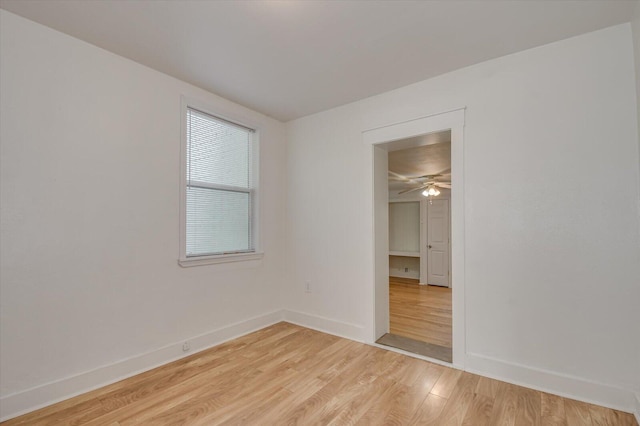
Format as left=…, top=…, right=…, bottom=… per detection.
left=0, top=0, right=635, bottom=121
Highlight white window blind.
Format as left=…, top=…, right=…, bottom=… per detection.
left=186, top=107, right=255, bottom=257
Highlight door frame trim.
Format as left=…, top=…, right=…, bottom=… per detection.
left=364, top=107, right=466, bottom=369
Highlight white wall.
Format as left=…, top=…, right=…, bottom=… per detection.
left=634, top=3, right=640, bottom=141
left=631, top=4, right=640, bottom=418
left=634, top=2, right=640, bottom=193
left=389, top=202, right=420, bottom=253
left=286, top=23, right=640, bottom=411
left=0, top=10, right=287, bottom=418
left=388, top=201, right=420, bottom=279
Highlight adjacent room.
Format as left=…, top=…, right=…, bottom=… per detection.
left=377, top=134, right=454, bottom=363
left=1, top=0, right=639, bottom=424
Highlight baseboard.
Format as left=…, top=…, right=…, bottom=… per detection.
left=0, top=310, right=284, bottom=422
left=389, top=272, right=420, bottom=281
left=634, top=391, right=640, bottom=424
left=282, top=309, right=366, bottom=342
left=466, top=352, right=637, bottom=414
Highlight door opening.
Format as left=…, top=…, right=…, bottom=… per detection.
left=364, top=108, right=465, bottom=368
left=379, top=135, right=452, bottom=362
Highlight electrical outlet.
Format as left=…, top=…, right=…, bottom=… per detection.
left=305, top=280, right=312, bottom=293
left=404, top=267, right=409, bottom=272
left=182, top=341, right=190, bottom=352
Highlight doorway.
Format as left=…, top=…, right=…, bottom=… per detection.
left=380, top=137, right=452, bottom=362
left=364, top=108, right=465, bottom=368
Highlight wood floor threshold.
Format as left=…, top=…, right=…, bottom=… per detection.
left=376, top=333, right=453, bottom=363
left=2, top=322, right=637, bottom=426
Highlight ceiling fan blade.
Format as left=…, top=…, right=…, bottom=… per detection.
left=435, top=183, right=451, bottom=189
left=412, top=173, right=441, bottom=180
left=421, top=180, right=450, bottom=187
left=388, top=170, right=417, bottom=183
left=398, top=185, right=427, bottom=195
left=412, top=168, right=451, bottom=179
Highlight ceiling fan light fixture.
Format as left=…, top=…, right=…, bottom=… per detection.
left=421, top=185, right=440, bottom=197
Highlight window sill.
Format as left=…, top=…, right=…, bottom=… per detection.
left=178, top=251, right=264, bottom=267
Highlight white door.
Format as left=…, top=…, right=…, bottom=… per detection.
left=427, top=199, right=450, bottom=287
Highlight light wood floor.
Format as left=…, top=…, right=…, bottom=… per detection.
left=389, top=277, right=452, bottom=348
left=3, top=322, right=636, bottom=425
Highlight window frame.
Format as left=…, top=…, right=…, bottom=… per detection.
left=179, top=96, right=262, bottom=267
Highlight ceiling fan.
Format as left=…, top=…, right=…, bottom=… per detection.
left=389, top=171, right=451, bottom=196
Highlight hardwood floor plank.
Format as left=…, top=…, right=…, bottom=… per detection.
left=315, top=340, right=370, bottom=383
left=589, top=404, right=637, bottom=426
left=377, top=361, right=444, bottom=425
left=390, top=357, right=444, bottom=389
left=353, top=380, right=408, bottom=426
left=98, top=357, right=267, bottom=425
left=156, top=366, right=298, bottom=425
left=216, top=386, right=294, bottom=426
left=541, top=392, right=567, bottom=426
left=488, top=382, right=520, bottom=426
left=381, top=385, right=428, bottom=425
left=249, top=377, right=326, bottom=425
left=514, top=386, right=541, bottom=425
left=589, top=405, right=615, bottom=426
left=409, top=393, right=448, bottom=424
left=324, top=377, right=391, bottom=425
left=119, top=367, right=267, bottom=426
left=306, top=371, right=384, bottom=424
left=618, top=412, right=640, bottom=426
left=3, top=322, right=637, bottom=426
left=277, top=345, right=375, bottom=424
left=564, top=398, right=593, bottom=425
left=430, top=367, right=462, bottom=398
left=476, top=375, right=501, bottom=399
left=462, top=393, right=494, bottom=426
left=433, top=372, right=481, bottom=426
left=98, top=353, right=231, bottom=411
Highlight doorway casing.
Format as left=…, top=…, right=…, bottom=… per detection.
left=364, top=108, right=466, bottom=368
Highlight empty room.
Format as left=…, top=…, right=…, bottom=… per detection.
left=1, top=1, right=639, bottom=425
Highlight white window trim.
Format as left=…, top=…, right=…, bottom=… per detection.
left=179, top=96, right=263, bottom=267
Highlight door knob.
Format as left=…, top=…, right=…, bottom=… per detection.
left=428, top=245, right=432, bottom=249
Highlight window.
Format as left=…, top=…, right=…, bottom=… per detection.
left=180, top=101, right=260, bottom=266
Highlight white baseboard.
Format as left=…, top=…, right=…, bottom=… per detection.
left=0, top=310, right=284, bottom=422
left=282, top=309, right=366, bottom=342
left=389, top=272, right=420, bottom=280
left=466, top=352, right=637, bottom=414
left=634, top=391, right=640, bottom=424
